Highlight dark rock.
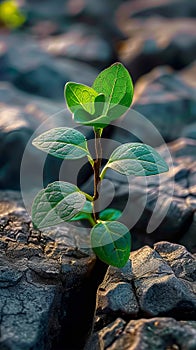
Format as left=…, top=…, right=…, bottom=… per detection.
left=88, top=242, right=196, bottom=349
left=93, top=242, right=196, bottom=328
left=118, top=0, right=196, bottom=19
left=117, top=18, right=196, bottom=80
left=110, top=65, right=196, bottom=143
left=180, top=212, right=196, bottom=253
left=154, top=241, right=196, bottom=283
left=0, top=190, right=96, bottom=350
left=0, top=83, right=62, bottom=190
left=40, top=24, right=114, bottom=68
left=95, top=261, right=139, bottom=329
left=85, top=318, right=126, bottom=350
left=131, top=244, right=196, bottom=318
left=0, top=33, right=98, bottom=100
left=95, top=318, right=196, bottom=350
left=0, top=83, right=94, bottom=191
left=181, top=123, right=196, bottom=140
left=132, top=67, right=196, bottom=141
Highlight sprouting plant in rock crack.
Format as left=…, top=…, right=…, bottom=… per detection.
left=31, top=62, right=169, bottom=268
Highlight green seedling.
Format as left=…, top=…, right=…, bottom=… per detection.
left=31, top=62, right=169, bottom=268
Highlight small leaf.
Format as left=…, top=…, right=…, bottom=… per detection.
left=32, top=181, right=86, bottom=229
left=103, top=143, right=169, bottom=177
left=65, top=82, right=98, bottom=114
left=92, top=62, right=133, bottom=119
left=32, top=127, right=90, bottom=160
left=99, top=208, right=122, bottom=221
left=70, top=201, right=93, bottom=221
left=91, top=221, right=131, bottom=267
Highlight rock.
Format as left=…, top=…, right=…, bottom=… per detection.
left=0, top=83, right=63, bottom=190
left=95, top=261, right=139, bottom=329
left=0, top=33, right=98, bottom=100
left=154, top=241, right=196, bottom=283
left=0, top=190, right=96, bottom=350
left=117, top=18, right=196, bottom=80
left=93, top=243, right=196, bottom=330
left=88, top=242, right=196, bottom=349
left=40, top=23, right=114, bottom=68
left=93, top=318, right=196, bottom=350
left=0, top=83, right=94, bottom=191
left=110, top=65, right=196, bottom=143
left=180, top=212, right=196, bottom=253
left=181, top=123, right=196, bottom=140
left=85, top=318, right=126, bottom=350
left=118, top=0, right=196, bottom=19
left=131, top=244, right=196, bottom=318
left=133, top=66, right=196, bottom=142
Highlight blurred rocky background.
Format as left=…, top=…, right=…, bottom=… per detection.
left=0, top=0, right=195, bottom=349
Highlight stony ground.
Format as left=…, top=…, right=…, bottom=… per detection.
left=0, top=0, right=195, bottom=349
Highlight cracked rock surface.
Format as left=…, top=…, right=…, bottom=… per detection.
left=87, top=242, right=196, bottom=349
left=0, top=191, right=95, bottom=350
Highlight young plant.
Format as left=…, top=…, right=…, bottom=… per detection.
left=31, top=62, right=169, bottom=268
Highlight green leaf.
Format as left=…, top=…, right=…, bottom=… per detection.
left=101, top=143, right=169, bottom=177
left=32, top=181, right=86, bottom=229
left=92, top=62, right=133, bottom=119
left=73, top=94, right=108, bottom=128
left=91, top=221, right=131, bottom=267
left=99, top=208, right=122, bottom=221
left=70, top=201, right=93, bottom=221
left=65, top=82, right=98, bottom=114
left=32, top=127, right=90, bottom=160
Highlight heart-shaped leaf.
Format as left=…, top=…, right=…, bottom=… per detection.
left=32, top=181, right=86, bottom=229
left=92, top=62, right=133, bottom=119
left=101, top=143, right=169, bottom=177
left=91, top=221, right=131, bottom=267
left=65, top=82, right=98, bottom=114
left=99, top=208, right=122, bottom=221
left=32, top=127, right=91, bottom=160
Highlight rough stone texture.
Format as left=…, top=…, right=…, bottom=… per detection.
left=94, top=242, right=196, bottom=331
left=0, top=83, right=93, bottom=191
left=87, top=242, right=196, bottom=349
left=117, top=17, right=196, bottom=80
left=91, top=318, right=196, bottom=350
left=131, top=245, right=196, bottom=318
left=95, top=261, right=139, bottom=330
left=0, top=33, right=98, bottom=100
left=0, top=191, right=95, bottom=350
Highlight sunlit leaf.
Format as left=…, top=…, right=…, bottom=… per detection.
left=65, top=82, right=98, bottom=114
left=92, top=62, right=133, bottom=119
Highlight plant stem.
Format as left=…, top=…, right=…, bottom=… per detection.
left=81, top=191, right=94, bottom=202
left=93, top=128, right=102, bottom=223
